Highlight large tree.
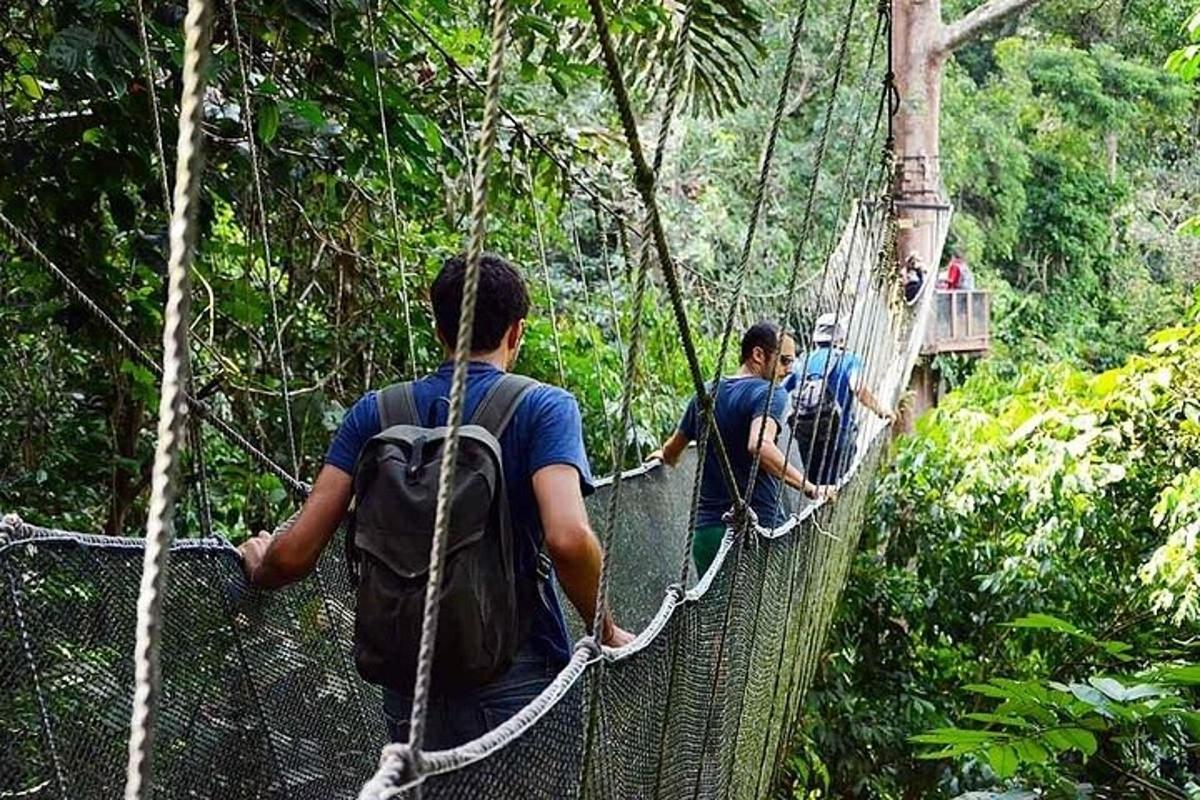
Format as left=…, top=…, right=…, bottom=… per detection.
left=894, top=0, right=1045, bottom=259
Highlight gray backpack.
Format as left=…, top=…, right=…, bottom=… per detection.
left=347, top=374, right=537, bottom=693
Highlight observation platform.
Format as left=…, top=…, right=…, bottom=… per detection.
left=920, top=289, right=991, bottom=356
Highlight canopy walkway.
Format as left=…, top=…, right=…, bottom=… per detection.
left=0, top=0, right=952, bottom=797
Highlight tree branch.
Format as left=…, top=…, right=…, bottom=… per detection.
left=939, top=0, right=1043, bottom=55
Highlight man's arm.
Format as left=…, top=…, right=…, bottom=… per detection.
left=239, top=465, right=353, bottom=588
left=648, top=430, right=690, bottom=466
left=855, top=383, right=897, bottom=423
left=532, top=463, right=633, bottom=647
left=747, top=416, right=827, bottom=497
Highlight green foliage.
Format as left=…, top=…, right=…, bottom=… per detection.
left=783, top=317, right=1200, bottom=798
left=1165, top=6, right=1200, bottom=237
left=941, top=30, right=1198, bottom=372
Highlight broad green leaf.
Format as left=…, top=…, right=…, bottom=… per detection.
left=986, top=744, right=1019, bottom=778
left=1088, top=676, right=1127, bottom=701
left=1044, top=727, right=1097, bottom=756
left=910, top=728, right=1004, bottom=745
left=18, top=74, right=43, bottom=100
left=258, top=100, right=280, bottom=144
left=1160, top=665, right=1200, bottom=685
left=1013, top=739, right=1050, bottom=764
left=916, top=743, right=979, bottom=760
left=963, top=713, right=1032, bottom=729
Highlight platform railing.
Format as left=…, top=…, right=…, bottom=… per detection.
left=922, top=289, right=990, bottom=355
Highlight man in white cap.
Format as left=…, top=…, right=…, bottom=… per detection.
left=784, top=312, right=896, bottom=483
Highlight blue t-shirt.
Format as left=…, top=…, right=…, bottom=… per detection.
left=325, top=361, right=594, bottom=668
left=678, top=376, right=790, bottom=529
left=784, top=346, right=864, bottom=446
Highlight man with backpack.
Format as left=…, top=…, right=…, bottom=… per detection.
left=648, top=321, right=830, bottom=577
left=785, top=312, right=897, bottom=484
left=238, top=253, right=633, bottom=749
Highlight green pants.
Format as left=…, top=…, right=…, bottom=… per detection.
left=692, top=524, right=727, bottom=578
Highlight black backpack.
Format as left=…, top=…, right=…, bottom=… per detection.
left=346, top=374, right=537, bottom=693
left=790, top=357, right=844, bottom=480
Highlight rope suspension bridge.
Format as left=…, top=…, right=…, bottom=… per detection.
left=0, top=0, right=951, bottom=797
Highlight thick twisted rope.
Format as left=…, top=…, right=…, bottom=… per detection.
left=134, top=0, right=215, bottom=538
left=366, top=0, right=419, bottom=377
left=123, top=0, right=211, bottom=794
left=585, top=0, right=740, bottom=499
left=401, top=0, right=514, bottom=767
left=228, top=0, right=300, bottom=478
left=0, top=211, right=309, bottom=498
left=742, top=0, right=861, bottom=505
left=682, top=0, right=813, bottom=584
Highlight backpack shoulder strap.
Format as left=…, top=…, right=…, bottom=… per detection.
left=377, top=382, right=420, bottom=429
left=470, top=374, right=538, bottom=438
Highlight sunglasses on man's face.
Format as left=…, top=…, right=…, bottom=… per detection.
left=778, top=354, right=795, bottom=367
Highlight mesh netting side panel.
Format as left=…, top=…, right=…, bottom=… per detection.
left=391, top=675, right=589, bottom=800
left=579, top=450, right=698, bottom=636
left=2, top=556, right=61, bottom=799
left=231, top=542, right=386, bottom=798
left=0, top=538, right=261, bottom=798
left=578, top=600, right=680, bottom=798
left=624, top=539, right=737, bottom=800
left=728, top=526, right=802, bottom=798
left=0, top=533, right=383, bottom=800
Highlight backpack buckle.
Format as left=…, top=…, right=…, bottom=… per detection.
left=406, top=435, right=428, bottom=482
left=536, top=550, right=552, bottom=581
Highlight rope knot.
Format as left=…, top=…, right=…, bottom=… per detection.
left=665, top=582, right=687, bottom=603
left=724, top=502, right=758, bottom=535
left=0, top=513, right=24, bottom=543
left=373, top=743, right=422, bottom=795
left=576, top=636, right=604, bottom=658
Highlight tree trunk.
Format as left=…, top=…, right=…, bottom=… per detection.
left=891, top=0, right=1046, bottom=265
left=894, top=0, right=948, bottom=268
left=106, top=356, right=146, bottom=536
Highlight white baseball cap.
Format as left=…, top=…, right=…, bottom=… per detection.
left=812, top=313, right=846, bottom=345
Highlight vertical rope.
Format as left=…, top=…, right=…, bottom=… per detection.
left=682, top=0, right=813, bottom=584
left=228, top=0, right=300, bottom=477
left=591, top=195, right=645, bottom=462
left=742, top=0, right=860, bottom=505
left=134, top=0, right=214, bottom=538
left=586, top=0, right=741, bottom=500
left=522, top=157, right=567, bottom=386
left=565, top=199, right=622, bottom=462
left=4, top=548, right=69, bottom=798
left=123, top=0, right=211, bottom=794
left=366, top=0, right=419, bottom=377
left=405, top=0, right=514, bottom=764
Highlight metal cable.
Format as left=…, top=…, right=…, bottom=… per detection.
left=134, top=0, right=215, bottom=538
left=123, top=0, right=211, bottom=794
left=682, top=0, right=813, bottom=584
left=228, top=0, right=300, bottom=478
left=521, top=158, right=568, bottom=386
